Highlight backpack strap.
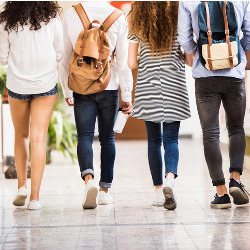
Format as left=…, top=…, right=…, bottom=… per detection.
left=95, top=9, right=123, bottom=72
left=222, top=1, right=233, bottom=68
left=204, top=1, right=233, bottom=70
left=101, top=9, right=123, bottom=32
left=204, top=2, right=213, bottom=70
left=73, top=4, right=91, bottom=30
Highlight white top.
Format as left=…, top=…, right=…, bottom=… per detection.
left=0, top=17, right=63, bottom=94
left=59, top=2, right=133, bottom=102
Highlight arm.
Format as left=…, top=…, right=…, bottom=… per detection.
left=59, top=12, right=73, bottom=104
left=53, top=16, right=64, bottom=63
left=115, top=15, right=133, bottom=109
left=128, top=42, right=139, bottom=69
left=178, top=2, right=197, bottom=58
left=0, top=23, right=9, bottom=65
left=185, top=52, right=196, bottom=67
left=241, top=2, right=250, bottom=69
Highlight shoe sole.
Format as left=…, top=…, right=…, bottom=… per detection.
left=28, top=205, right=41, bottom=210
left=229, top=187, right=249, bottom=205
left=13, top=195, right=27, bottom=206
left=210, top=203, right=231, bottom=209
left=98, top=200, right=113, bottom=205
left=152, top=202, right=164, bottom=207
left=163, top=187, right=177, bottom=210
left=82, top=187, right=98, bottom=209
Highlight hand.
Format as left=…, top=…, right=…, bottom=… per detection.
left=121, top=101, right=133, bottom=115
left=246, top=51, right=250, bottom=70
left=65, top=97, right=74, bottom=106
left=184, top=52, right=195, bottom=67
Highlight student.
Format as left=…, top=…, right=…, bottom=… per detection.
left=60, top=1, right=133, bottom=209
left=0, top=2, right=63, bottom=209
left=128, top=2, right=190, bottom=210
left=178, top=1, right=250, bottom=208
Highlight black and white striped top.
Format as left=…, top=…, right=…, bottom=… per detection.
left=128, top=33, right=191, bottom=123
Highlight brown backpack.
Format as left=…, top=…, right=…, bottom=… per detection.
left=68, top=4, right=122, bottom=95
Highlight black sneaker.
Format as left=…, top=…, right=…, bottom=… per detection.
left=210, top=194, right=231, bottom=209
left=163, top=187, right=177, bottom=210
left=229, top=179, right=249, bottom=205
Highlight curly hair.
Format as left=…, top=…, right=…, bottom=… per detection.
left=128, top=1, right=179, bottom=54
left=0, top=1, right=61, bottom=32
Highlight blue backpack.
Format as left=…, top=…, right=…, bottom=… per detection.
left=198, top=1, right=240, bottom=70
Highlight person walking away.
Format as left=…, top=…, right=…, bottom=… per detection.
left=0, top=1, right=63, bottom=210
left=178, top=1, right=250, bottom=209
left=60, top=1, right=133, bottom=209
left=128, top=1, right=191, bottom=210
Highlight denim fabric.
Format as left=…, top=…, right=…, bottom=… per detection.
left=145, top=121, right=180, bottom=186
left=73, top=90, right=119, bottom=188
left=195, top=77, right=246, bottom=186
left=8, top=85, right=58, bottom=101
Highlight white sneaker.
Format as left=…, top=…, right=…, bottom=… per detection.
left=98, top=191, right=114, bottom=205
left=13, top=186, right=28, bottom=206
left=152, top=188, right=164, bottom=207
left=28, top=200, right=41, bottom=210
left=82, top=179, right=98, bottom=209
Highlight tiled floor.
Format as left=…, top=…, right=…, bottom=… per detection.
left=0, top=139, right=250, bottom=250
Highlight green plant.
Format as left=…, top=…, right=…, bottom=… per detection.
left=47, top=85, right=77, bottom=163
left=0, top=68, right=7, bottom=96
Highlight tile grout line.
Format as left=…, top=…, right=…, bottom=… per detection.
left=2, top=220, right=250, bottom=230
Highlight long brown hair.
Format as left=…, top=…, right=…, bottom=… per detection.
left=128, top=1, right=179, bottom=54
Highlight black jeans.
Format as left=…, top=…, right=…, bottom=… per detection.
left=73, top=90, right=119, bottom=188
left=195, top=77, right=246, bottom=186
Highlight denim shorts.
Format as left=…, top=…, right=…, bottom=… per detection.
left=8, top=85, right=58, bottom=101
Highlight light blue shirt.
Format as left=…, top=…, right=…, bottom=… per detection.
left=178, top=1, right=250, bottom=79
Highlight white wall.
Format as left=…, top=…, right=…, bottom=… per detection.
left=1, top=104, right=14, bottom=157
left=180, top=66, right=202, bottom=138
left=244, top=71, right=250, bottom=135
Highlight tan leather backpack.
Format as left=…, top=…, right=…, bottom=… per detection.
left=68, top=4, right=122, bottom=95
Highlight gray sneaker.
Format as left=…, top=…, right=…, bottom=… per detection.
left=163, top=187, right=177, bottom=210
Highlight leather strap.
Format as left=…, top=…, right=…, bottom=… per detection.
left=73, top=4, right=91, bottom=57
left=97, top=31, right=105, bottom=72
left=205, top=2, right=213, bottom=70
left=222, top=1, right=233, bottom=68
left=101, top=9, right=123, bottom=32
left=96, top=9, right=122, bottom=71
left=73, top=4, right=91, bottom=30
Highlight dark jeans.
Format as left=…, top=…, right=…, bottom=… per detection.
left=195, top=77, right=246, bottom=186
left=73, top=90, right=119, bottom=188
left=145, top=121, right=180, bottom=186
left=8, top=84, right=58, bottom=101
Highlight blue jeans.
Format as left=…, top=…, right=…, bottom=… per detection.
left=73, top=90, right=119, bottom=188
left=145, top=121, right=180, bottom=186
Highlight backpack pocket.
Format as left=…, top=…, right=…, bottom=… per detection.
left=202, top=41, right=238, bottom=70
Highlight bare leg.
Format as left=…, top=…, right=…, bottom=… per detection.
left=100, top=187, right=108, bottom=193
left=216, top=185, right=228, bottom=196
left=84, top=174, right=93, bottom=184
left=230, top=171, right=240, bottom=181
left=8, top=96, right=30, bottom=189
left=30, top=95, right=57, bottom=200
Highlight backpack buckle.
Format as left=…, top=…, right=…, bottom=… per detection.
left=77, top=57, right=84, bottom=67
left=207, top=31, right=212, bottom=36
left=96, top=61, right=103, bottom=69
left=225, top=29, right=230, bottom=35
